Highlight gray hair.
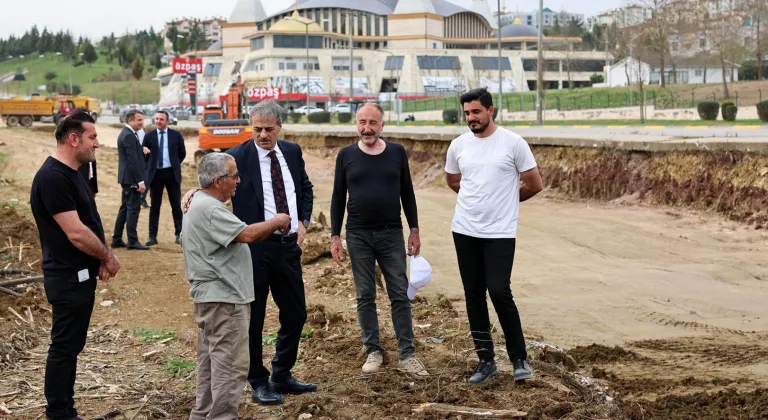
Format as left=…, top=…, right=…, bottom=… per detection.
left=198, top=152, right=234, bottom=188
left=357, top=102, right=384, bottom=119
left=249, top=100, right=283, bottom=125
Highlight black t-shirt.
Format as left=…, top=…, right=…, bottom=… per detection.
left=30, top=156, right=106, bottom=278
left=330, top=141, right=418, bottom=236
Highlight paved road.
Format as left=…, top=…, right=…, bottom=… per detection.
left=99, top=115, right=768, bottom=139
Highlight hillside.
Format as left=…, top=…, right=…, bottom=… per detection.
left=0, top=51, right=160, bottom=104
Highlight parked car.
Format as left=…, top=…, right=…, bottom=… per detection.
left=294, top=105, right=323, bottom=115
left=153, top=111, right=178, bottom=126
left=331, top=103, right=351, bottom=113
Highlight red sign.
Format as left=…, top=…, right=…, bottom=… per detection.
left=187, top=79, right=197, bottom=95
left=172, top=57, right=203, bottom=74
left=246, top=86, right=282, bottom=101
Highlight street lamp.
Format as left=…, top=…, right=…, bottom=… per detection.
left=536, top=0, right=544, bottom=124
left=342, top=9, right=358, bottom=107
left=285, top=12, right=328, bottom=115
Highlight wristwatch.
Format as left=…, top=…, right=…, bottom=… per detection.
left=303, top=219, right=311, bottom=228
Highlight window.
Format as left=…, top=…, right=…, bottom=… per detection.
left=472, top=57, right=511, bottom=70
left=358, top=13, right=363, bottom=36
left=433, top=42, right=437, bottom=49
left=250, top=37, right=265, bottom=51
left=375, top=16, right=380, bottom=36
left=523, top=59, right=537, bottom=71
left=303, top=63, right=320, bottom=70
left=324, top=9, right=329, bottom=31
left=384, top=16, right=388, bottom=36
left=307, top=9, right=312, bottom=19
left=273, top=35, right=323, bottom=49
left=366, top=13, right=371, bottom=36
left=332, top=8, right=338, bottom=32
left=417, top=56, right=460, bottom=70
left=243, top=59, right=263, bottom=72
left=568, top=60, right=604, bottom=72
left=279, top=62, right=285, bottom=70
left=695, top=69, right=703, bottom=76
left=257, top=23, right=263, bottom=31
left=203, top=63, right=222, bottom=77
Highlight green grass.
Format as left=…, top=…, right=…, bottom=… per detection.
left=131, top=328, right=176, bottom=344
left=0, top=51, right=160, bottom=104
left=80, top=80, right=159, bottom=104
left=163, top=357, right=195, bottom=378
left=263, top=331, right=314, bottom=345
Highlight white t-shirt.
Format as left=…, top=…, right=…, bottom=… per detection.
left=444, top=127, right=537, bottom=239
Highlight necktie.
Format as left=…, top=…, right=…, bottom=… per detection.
left=157, top=131, right=165, bottom=169
left=268, top=150, right=290, bottom=233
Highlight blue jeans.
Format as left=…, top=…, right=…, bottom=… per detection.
left=346, top=227, right=415, bottom=360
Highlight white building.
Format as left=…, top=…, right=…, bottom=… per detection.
left=156, top=0, right=611, bottom=109
left=587, top=5, right=651, bottom=31
left=161, top=17, right=227, bottom=52
left=500, top=7, right=584, bottom=29
left=608, top=56, right=739, bottom=87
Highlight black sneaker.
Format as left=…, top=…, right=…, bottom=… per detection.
left=513, top=359, right=534, bottom=381
left=468, top=359, right=500, bottom=385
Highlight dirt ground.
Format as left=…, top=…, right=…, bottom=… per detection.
left=1, top=125, right=768, bottom=419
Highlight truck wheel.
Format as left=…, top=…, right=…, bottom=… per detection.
left=194, top=149, right=214, bottom=166
left=6, top=116, right=19, bottom=127
left=20, top=116, right=33, bottom=127
left=91, top=113, right=98, bottom=123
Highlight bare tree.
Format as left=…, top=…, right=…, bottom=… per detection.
left=708, top=0, right=746, bottom=98
left=632, top=0, right=674, bottom=87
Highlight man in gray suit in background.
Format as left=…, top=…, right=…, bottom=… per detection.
left=112, top=109, right=150, bottom=250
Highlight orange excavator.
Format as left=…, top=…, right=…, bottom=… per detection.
left=195, top=77, right=252, bottom=165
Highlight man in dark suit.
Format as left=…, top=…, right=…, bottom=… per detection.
left=226, top=100, right=315, bottom=405
left=112, top=109, right=149, bottom=250
left=142, top=110, right=186, bottom=246
left=77, top=161, right=98, bottom=196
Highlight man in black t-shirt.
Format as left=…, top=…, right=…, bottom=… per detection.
left=329, top=103, right=428, bottom=377
left=30, top=111, right=121, bottom=420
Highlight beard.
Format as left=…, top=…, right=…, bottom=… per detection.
left=468, top=119, right=489, bottom=134
left=359, top=131, right=380, bottom=145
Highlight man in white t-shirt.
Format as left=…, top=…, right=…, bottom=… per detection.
left=444, top=87, right=543, bottom=385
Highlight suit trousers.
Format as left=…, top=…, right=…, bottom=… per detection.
left=248, top=236, right=307, bottom=387
left=113, top=184, right=141, bottom=243
left=148, top=168, right=183, bottom=238
left=452, top=232, right=528, bottom=362
left=190, top=303, right=250, bottom=420
left=43, top=275, right=96, bottom=420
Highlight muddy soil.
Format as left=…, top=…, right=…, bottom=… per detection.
left=1, top=126, right=768, bottom=419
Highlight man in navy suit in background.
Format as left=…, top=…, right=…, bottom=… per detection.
left=143, top=110, right=186, bottom=246
left=226, top=100, right=316, bottom=406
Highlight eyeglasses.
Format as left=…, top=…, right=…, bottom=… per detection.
left=219, top=172, right=240, bottom=180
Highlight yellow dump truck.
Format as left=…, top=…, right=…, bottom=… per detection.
left=0, top=97, right=76, bottom=127
left=56, top=95, right=102, bottom=122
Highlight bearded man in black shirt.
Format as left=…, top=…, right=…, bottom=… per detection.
left=30, top=111, right=121, bottom=420
left=330, top=103, right=428, bottom=377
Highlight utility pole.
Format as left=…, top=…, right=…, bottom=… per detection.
left=536, top=0, right=544, bottom=124
left=497, top=0, right=504, bottom=124
left=349, top=9, right=354, bottom=106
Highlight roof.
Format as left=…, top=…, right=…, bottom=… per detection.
left=470, top=0, right=497, bottom=29
left=499, top=23, right=538, bottom=37
left=269, top=9, right=324, bottom=33
left=273, top=0, right=398, bottom=17
left=229, top=0, right=268, bottom=24
left=207, top=39, right=222, bottom=51
left=612, top=55, right=741, bottom=69
left=393, top=0, right=435, bottom=14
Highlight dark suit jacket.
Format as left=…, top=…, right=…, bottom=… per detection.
left=77, top=161, right=98, bottom=195
left=227, top=139, right=314, bottom=267
left=116, top=127, right=146, bottom=186
left=142, top=128, right=186, bottom=184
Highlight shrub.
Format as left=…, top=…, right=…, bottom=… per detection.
left=337, top=112, right=353, bottom=123
left=697, top=101, right=719, bottom=120
left=493, top=106, right=499, bottom=120
left=756, top=101, right=768, bottom=122
left=443, top=109, right=459, bottom=124
left=289, top=112, right=302, bottom=123
left=721, top=101, right=737, bottom=121
left=308, top=111, right=331, bottom=123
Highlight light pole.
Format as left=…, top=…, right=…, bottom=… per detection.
left=286, top=13, right=329, bottom=115
left=380, top=50, right=401, bottom=125
left=496, top=0, right=507, bottom=124
left=342, top=9, right=357, bottom=107
left=536, top=0, right=544, bottom=124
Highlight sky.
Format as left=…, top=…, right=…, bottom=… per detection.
left=1, top=0, right=625, bottom=40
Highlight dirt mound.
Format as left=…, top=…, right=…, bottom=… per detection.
left=568, top=344, right=642, bottom=365
left=631, top=337, right=768, bottom=366
left=629, top=388, right=768, bottom=419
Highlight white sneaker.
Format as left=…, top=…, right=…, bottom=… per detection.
left=362, top=350, right=384, bottom=373
left=397, top=355, right=429, bottom=377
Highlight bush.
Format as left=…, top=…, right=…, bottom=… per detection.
left=697, top=101, right=719, bottom=120
left=493, top=106, right=499, bottom=120
left=443, top=109, right=459, bottom=124
left=289, top=112, right=302, bottom=123
left=721, top=101, right=737, bottom=121
left=757, top=101, right=768, bottom=122
left=337, top=112, right=353, bottom=123
left=308, top=111, right=331, bottom=123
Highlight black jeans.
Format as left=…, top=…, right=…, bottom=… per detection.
left=346, top=228, right=415, bottom=360
left=452, top=232, right=527, bottom=362
left=43, top=275, right=96, bottom=420
left=113, top=184, right=141, bottom=243
left=148, top=168, right=183, bottom=238
left=248, top=236, right=307, bottom=386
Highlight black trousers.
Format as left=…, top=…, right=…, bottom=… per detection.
left=113, top=184, right=141, bottom=243
left=148, top=169, right=183, bottom=237
left=452, top=232, right=528, bottom=362
left=248, top=236, right=307, bottom=387
left=43, top=275, right=96, bottom=420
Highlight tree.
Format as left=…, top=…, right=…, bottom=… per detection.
left=44, top=71, right=57, bottom=81
left=708, top=0, right=746, bottom=98
left=82, top=42, right=98, bottom=66
left=632, top=0, right=673, bottom=87
left=132, top=56, right=144, bottom=80
left=187, top=19, right=207, bottom=51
